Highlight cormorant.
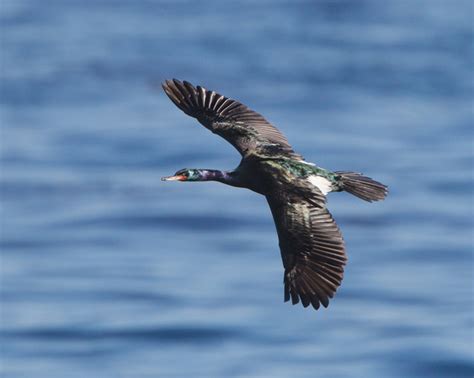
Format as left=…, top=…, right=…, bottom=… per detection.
left=161, top=79, right=388, bottom=310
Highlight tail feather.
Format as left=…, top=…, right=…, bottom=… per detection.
left=335, top=171, right=388, bottom=202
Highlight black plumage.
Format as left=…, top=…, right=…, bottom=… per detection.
left=161, top=79, right=388, bottom=310
left=162, top=79, right=302, bottom=159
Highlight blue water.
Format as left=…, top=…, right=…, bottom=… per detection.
left=1, top=1, right=473, bottom=377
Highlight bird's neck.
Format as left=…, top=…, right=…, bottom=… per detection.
left=197, top=169, right=242, bottom=187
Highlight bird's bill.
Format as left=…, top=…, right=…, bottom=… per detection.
left=161, top=174, right=187, bottom=181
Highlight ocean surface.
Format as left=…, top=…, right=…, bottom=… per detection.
left=1, top=1, right=473, bottom=377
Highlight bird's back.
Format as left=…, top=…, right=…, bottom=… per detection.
left=238, top=157, right=332, bottom=203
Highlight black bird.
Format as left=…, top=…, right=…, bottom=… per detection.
left=161, top=79, right=388, bottom=310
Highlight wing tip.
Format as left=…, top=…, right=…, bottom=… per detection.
left=162, top=79, right=201, bottom=116
left=162, top=78, right=177, bottom=88
left=284, top=267, right=341, bottom=311
left=284, top=292, right=328, bottom=310
left=162, top=78, right=191, bottom=93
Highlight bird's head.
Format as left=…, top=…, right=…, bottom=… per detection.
left=161, top=168, right=204, bottom=182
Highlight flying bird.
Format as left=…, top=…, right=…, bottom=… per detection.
left=161, top=79, right=388, bottom=310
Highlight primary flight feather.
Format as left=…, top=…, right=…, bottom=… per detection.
left=162, top=79, right=388, bottom=310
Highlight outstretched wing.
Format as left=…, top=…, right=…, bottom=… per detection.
left=267, top=193, right=346, bottom=310
left=162, top=79, right=302, bottom=159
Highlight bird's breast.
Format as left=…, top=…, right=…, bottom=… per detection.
left=233, top=159, right=279, bottom=195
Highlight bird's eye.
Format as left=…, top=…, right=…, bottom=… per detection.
left=175, top=169, right=188, bottom=177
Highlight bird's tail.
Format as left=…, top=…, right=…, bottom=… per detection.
left=335, top=171, right=388, bottom=202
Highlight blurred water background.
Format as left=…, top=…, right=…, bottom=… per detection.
left=1, top=1, right=473, bottom=377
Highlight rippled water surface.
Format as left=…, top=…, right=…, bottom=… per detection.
left=1, top=1, right=473, bottom=377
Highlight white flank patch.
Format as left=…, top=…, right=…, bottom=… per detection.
left=299, top=160, right=316, bottom=166
left=308, top=175, right=332, bottom=195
